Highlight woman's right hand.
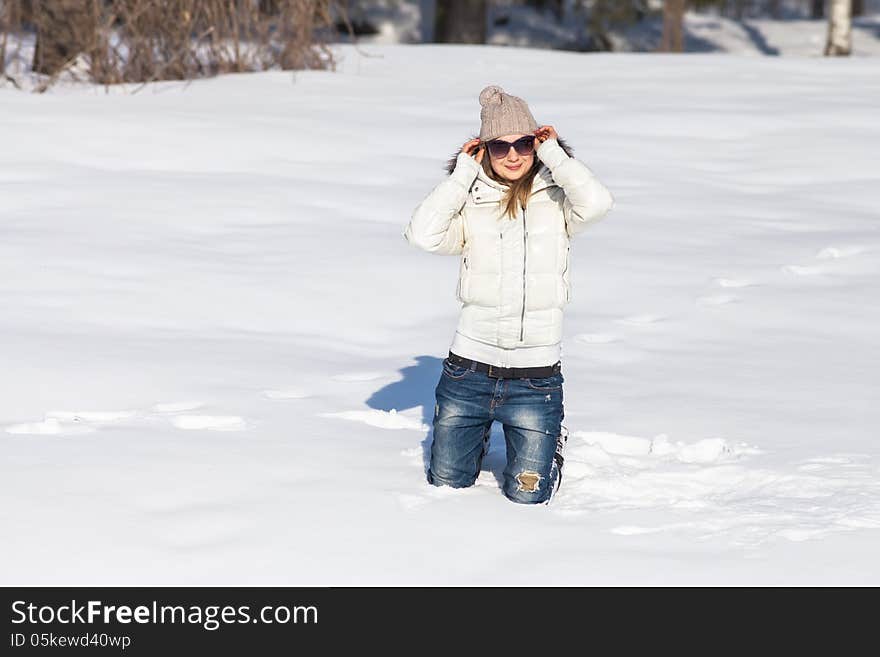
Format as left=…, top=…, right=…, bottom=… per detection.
left=461, top=138, right=484, bottom=164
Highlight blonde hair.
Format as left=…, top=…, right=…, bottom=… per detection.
left=479, top=147, right=541, bottom=221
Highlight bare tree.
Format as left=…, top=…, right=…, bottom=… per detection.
left=31, top=0, right=96, bottom=76
left=852, top=0, right=863, bottom=16
left=812, top=0, right=825, bottom=19
left=660, top=0, right=685, bottom=52
left=3, top=1, right=356, bottom=90
left=0, top=1, right=16, bottom=82
left=435, top=0, right=487, bottom=44
left=588, top=1, right=650, bottom=52
left=824, top=0, right=852, bottom=55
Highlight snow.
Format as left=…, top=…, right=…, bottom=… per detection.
left=1, top=43, right=879, bottom=585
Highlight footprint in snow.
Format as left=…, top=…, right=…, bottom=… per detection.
left=780, top=245, right=869, bottom=278
left=696, top=294, right=738, bottom=306
left=47, top=410, right=137, bottom=423
left=152, top=401, right=205, bottom=413
left=796, top=453, right=872, bottom=472
left=713, top=277, right=756, bottom=288
left=546, top=431, right=880, bottom=548
left=5, top=409, right=138, bottom=435
left=151, top=403, right=251, bottom=431
left=6, top=417, right=96, bottom=435
left=262, top=388, right=311, bottom=400
left=616, top=314, right=664, bottom=326
left=6, top=404, right=250, bottom=434
left=170, top=415, right=248, bottom=431
left=781, top=264, right=828, bottom=276
left=816, top=246, right=866, bottom=260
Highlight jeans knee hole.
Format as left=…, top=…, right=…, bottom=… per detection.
left=515, top=470, right=542, bottom=493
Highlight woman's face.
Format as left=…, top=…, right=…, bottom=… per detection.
left=486, top=133, right=534, bottom=182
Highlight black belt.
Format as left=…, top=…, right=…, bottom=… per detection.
left=447, top=351, right=561, bottom=379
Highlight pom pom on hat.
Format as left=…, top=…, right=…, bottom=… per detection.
left=479, top=85, right=505, bottom=108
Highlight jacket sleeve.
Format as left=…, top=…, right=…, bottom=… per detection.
left=536, top=137, right=615, bottom=239
left=403, top=152, right=481, bottom=255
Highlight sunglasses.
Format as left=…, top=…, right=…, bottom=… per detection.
left=483, top=135, right=536, bottom=159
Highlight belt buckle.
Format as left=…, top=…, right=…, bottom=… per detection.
left=486, top=362, right=558, bottom=378
left=488, top=364, right=513, bottom=379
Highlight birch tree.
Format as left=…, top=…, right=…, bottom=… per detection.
left=824, top=0, right=852, bottom=56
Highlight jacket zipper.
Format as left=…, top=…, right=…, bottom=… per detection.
left=520, top=205, right=527, bottom=341
left=458, top=254, right=468, bottom=300
left=563, top=244, right=570, bottom=302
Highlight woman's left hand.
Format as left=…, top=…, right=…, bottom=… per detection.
left=533, top=125, right=558, bottom=143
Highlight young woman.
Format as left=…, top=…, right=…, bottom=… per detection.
left=403, top=85, right=615, bottom=505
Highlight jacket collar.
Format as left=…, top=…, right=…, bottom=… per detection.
left=444, top=135, right=575, bottom=200
left=475, top=163, right=555, bottom=195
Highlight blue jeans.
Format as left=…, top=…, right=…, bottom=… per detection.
left=428, top=356, right=565, bottom=505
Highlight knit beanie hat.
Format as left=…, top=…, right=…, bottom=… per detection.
left=478, top=85, right=538, bottom=141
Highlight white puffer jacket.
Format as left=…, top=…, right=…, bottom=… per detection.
left=403, top=137, right=615, bottom=365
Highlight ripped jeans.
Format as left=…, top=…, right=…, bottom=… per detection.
left=428, top=356, right=566, bottom=505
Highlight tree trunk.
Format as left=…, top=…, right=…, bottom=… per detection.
left=824, top=0, right=852, bottom=55
left=280, top=0, right=313, bottom=70
left=768, top=0, right=782, bottom=19
left=31, top=0, right=94, bottom=76
left=435, top=0, right=486, bottom=44
left=660, top=0, right=685, bottom=52
left=812, top=0, right=825, bottom=19
left=259, top=0, right=280, bottom=15
left=588, top=0, right=615, bottom=51
left=852, top=0, right=863, bottom=17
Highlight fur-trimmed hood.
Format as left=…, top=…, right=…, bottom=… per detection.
left=444, top=135, right=576, bottom=178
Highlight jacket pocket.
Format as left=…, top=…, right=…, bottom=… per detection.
left=456, top=254, right=470, bottom=303
left=526, top=372, right=564, bottom=391
left=442, top=357, right=472, bottom=380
